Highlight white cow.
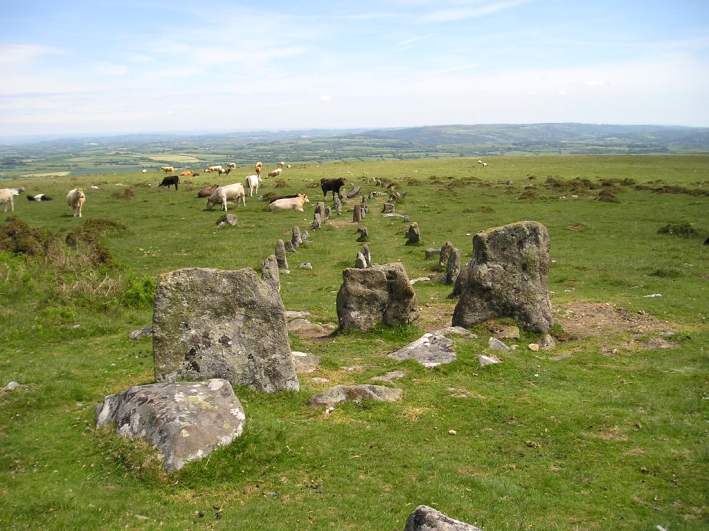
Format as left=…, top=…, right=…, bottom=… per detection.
left=0, top=188, right=23, bottom=212
left=66, top=188, right=86, bottom=218
left=269, top=194, right=309, bottom=212
left=207, top=183, right=246, bottom=211
left=161, top=166, right=175, bottom=173
left=244, top=174, right=261, bottom=197
left=268, top=168, right=282, bottom=178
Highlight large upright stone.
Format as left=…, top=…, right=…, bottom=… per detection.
left=336, top=263, right=418, bottom=331
left=153, top=267, right=299, bottom=392
left=275, top=239, right=289, bottom=269
left=453, top=221, right=552, bottom=332
left=96, top=379, right=245, bottom=472
left=291, top=226, right=302, bottom=248
left=444, top=248, right=461, bottom=284
left=406, top=223, right=421, bottom=245
left=439, top=241, right=454, bottom=271
left=261, top=254, right=280, bottom=292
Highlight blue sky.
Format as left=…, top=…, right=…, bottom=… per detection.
left=1, top=0, right=708, bottom=135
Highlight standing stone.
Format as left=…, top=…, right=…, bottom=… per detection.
left=324, top=205, right=332, bottom=219
left=354, top=251, right=367, bottom=269
left=361, top=197, right=368, bottom=215
left=439, top=241, right=454, bottom=271
left=315, top=202, right=328, bottom=221
left=361, top=244, right=372, bottom=267
left=312, top=212, right=322, bottom=230
left=444, top=248, right=461, bottom=284
left=334, top=194, right=342, bottom=215
left=96, top=379, right=245, bottom=472
left=382, top=202, right=395, bottom=214
left=356, top=226, right=369, bottom=242
left=453, top=221, right=553, bottom=333
left=284, top=240, right=296, bottom=253
left=406, top=222, right=421, bottom=245
left=353, top=204, right=363, bottom=223
left=291, top=226, right=302, bottom=248
left=404, top=506, right=481, bottom=531
left=346, top=186, right=361, bottom=199
left=261, top=254, right=280, bottom=292
left=153, top=267, right=299, bottom=392
left=275, top=239, right=289, bottom=269
left=450, top=259, right=470, bottom=298
left=336, top=263, right=418, bottom=331
left=301, top=229, right=309, bottom=242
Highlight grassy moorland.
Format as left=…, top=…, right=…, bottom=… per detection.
left=0, top=155, right=707, bottom=530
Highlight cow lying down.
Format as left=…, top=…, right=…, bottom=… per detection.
left=269, top=193, right=309, bottom=212
left=27, top=193, right=53, bottom=201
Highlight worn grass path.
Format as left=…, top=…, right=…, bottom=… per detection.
left=1, top=155, right=707, bottom=529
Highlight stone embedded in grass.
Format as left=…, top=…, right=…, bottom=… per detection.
left=540, top=333, right=556, bottom=350
left=410, top=276, right=431, bottom=285
left=299, top=262, right=313, bottom=270
left=443, top=248, right=461, bottom=284
left=291, top=226, right=302, bottom=248
left=370, top=370, right=406, bottom=383
left=489, top=323, right=520, bottom=340
left=334, top=194, right=342, bottom=215
left=424, top=248, right=439, bottom=260
left=291, top=351, right=320, bottom=373
left=336, top=263, right=418, bottom=331
left=352, top=204, right=364, bottom=223
left=478, top=354, right=502, bottom=367
left=285, top=310, right=310, bottom=320
left=453, top=221, right=553, bottom=333
left=405, top=222, right=421, bottom=245
left=346, top=186, right=361, bottom=199
left=488, top=337, right=511, bottom=351
left=95, top=379, right=245, bottom=472
left=128, top=326, right=153, bottom=340
left=261, top=255, right=280, bottom=292
left=356, top=226, right=369, bottom=242
left=388, top=332, right=456, bottom=367
left=382, top=202, right=395, bottom=214
left=2, top=381, right=22, bottom=392
left=309, top=384, right=402, bottom=407
left=287, top=318, right=333, bottom=339
left=438, top=241, right=454, bottom=271
left=404, top=505, right=481, bottom=531
left=153, top=267, right=298, bottom=393
left=216, top=214, right=237, bottom=227
left=312, top=212, right=322, bottom=229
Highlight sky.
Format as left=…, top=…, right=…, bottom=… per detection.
left=1, top=0, right=709, bottom=136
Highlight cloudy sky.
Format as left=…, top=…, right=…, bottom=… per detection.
left=2, top=0, right=708, bottom=136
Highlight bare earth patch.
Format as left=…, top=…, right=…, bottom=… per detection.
left=417, top=302, right=455, bottom=331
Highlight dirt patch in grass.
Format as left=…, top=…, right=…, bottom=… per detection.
left=417, top=301, right=455, bottom=331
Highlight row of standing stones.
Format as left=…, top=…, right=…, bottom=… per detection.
left=94, top=184, right=547, bottom=528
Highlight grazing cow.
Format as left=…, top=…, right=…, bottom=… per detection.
left=269, top=193, right=309, bottom=212
left=207, top=165, right=225, bottom=173
left=0, top=188, right=23, bottom=212
left=161, top=166, right=175, bottom=173
left=197, top=185, right=219, bottom=198
left=227, top=162, right=236, bottom=169
left=66, top=188, right=86, bottom=218
left=159, top=175, right=179, bottom=190
left=320, top=177, right=346, bottom=199
left=27, top=193, right=53, bottom=202
left=180, top=170, right=193, bottom=177
left=207, top=183, right=246, bottom=211
left=268, top=168, right=282, bottom=178
left=245, top=174, right=261, bottom=197
left=217, top=167, right=232, bottom=176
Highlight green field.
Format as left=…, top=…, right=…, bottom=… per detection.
left=1, top=155, right=708, bottom=529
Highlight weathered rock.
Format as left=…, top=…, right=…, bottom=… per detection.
left=404, top=505, right=481, bottom=531
left=354, top=251, right=368, bottom=269
left=480, top=354, right=502, bottom=368
left=299, top=262, right=313, bottom=270
left=129, top=327, right=153, bottom=340
left=261, top=255, right=280, bottom=292
left=424, top=248, right=440, bottom=260
left=488, top=337, right=511, bottom=351
left=285, top=310, right=310, bottom=320
left=2, top=381, right=22, bottom=392
left=301, top=229, right=309, bottom=242
left=388, top=332, right=456, bottom=367
left=444, top=248, right=461, bottom=284
left=356, top=226, right=369, bottom=242
left=153, top=267, right=299, bottom=392
left=312, top=212, right=322, bottom=229
left=324, top=205, right=332, bottom=219
left=275, top=240, right=289, bottom=270
left=370, top=370, right=406, bottom=383
left=449, top=260, right=469, bottom=298
left=383, top=213, right=410, bottom=221
left=309, top=384, right=402, bottom=407
left=284, top=240, right=296, bottom=253
left=453, top=221, right=553, bottom=333
left=291, top=351, right=320, bottom=373
left=410, top=276, right=431, bottom=285
left=287, top=318, right=333, bottom=339
left=96, top=379, right=245, bottom=471
left=346, top=186, right=361, bottom=199
left=434, top=326, right=478, bottom=339
left=439, top=241, right=454, bottom=271
left=315, top=202, right=328, bottom=221
left=291, top=226, right=302, bottom=248
left=361, top=244, right=372, bottom=267
left=528, top=343, right=540, bottom=352
left=406, top=223, right=421, bottom=245
left=216, top=214, right=237, bottom=227
left=540, top=333, right=556, bottom=350
left=336, top=263, right=418, bottom=331
left=353, top=204, right=363, bottom=223
left=334, top=194, right=342, bottom=215
left=490, top=323, right=520, bottom=340
left=382, top=202, right=395, bottom=214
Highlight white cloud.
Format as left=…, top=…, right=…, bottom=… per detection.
left=417, top=0, right=530, bottom=23
left=0, top=44, right=63, bottom=65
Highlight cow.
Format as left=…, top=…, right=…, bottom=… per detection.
left=180, top=170, right=193, bottom=177
left=0, top=188, right=23, bottom=212
left=161, top=166, right=175, bottom=173
left=320, top=177, right=346, bottom=199
left=27, top=194, right=53, bottom=202
left=227, top=162, right=237, bottom=169
left=268, top=168, right=282, bottom=178
left=159, top=175, right=179, bottom=190
left=206, top=183, right=246, bottom=211
left=66, top=189, right=86, bottom=218
left=269, top=194, right=309, bottom=212
left=245, top=174, right=261, bottom=197
left=197, top=185, right=219, bottom=198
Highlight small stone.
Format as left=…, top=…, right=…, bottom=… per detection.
left=540, top=333, right=556, bottom=350
left=309, top=384, right=401, bottom=408
left=3, top=381, right=22, bottom=392
left=382, top=202, right=395, bottom=214
left=285, top=310, right=310, bottom=320
left=310, top=377, right=330, bottom=384
left=356, top=226, right=369, bottom=242
left=404, top=505, right=481, bottom=531
left=410, top=277, right=431, bottom=285
left=352, top=204, right=363, bottom=223
left=361, top=244, right=372, bottom=267
left=388, top=332, right=456, bottom=367
left=128, top=327, right=153, bottom=340
left=354, top=252, right=367, bottom=269
left=492, top=324, right=520, bottom=340
left=488, top=337, right=511, bottom=351
left=448, top=429, right=457, bottom=436
left=299, top=262, right=313, bottom=270
left=291, top=351, right=320, bottom=373
left=478, top=354, right=501, bottom=367
left=311, top=212, right=322, bottom=229
left=370, top=370, right=406, bottom=383
left=216, top=214, right=237, bottom=227
left=284, top=241, right=296, bottom=253
left=291, top=226, right=302, bottom=248
left=528, top=343, right=540, bottom=352
left=424, top=248, right=440, bottom=260
left=444, top=248, right=461, bottom=284
left=287, top=318, right=332, bottom=339
left=261, top=255, right=280, bottom=292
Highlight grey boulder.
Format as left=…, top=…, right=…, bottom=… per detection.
left=404, top=505, right=481, bottom=531
left=309, top=384, right=402, bottom=407
left=388, top=333, right=456, bottom=368
left=96, top=379, right=245, bottom=471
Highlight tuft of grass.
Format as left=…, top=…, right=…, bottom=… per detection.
left=657, top=222, right=699, bottom=238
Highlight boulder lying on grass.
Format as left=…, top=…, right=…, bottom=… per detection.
left=404, top=505, right=481, bottom=531
left=153, top=267, right=299, bottom=392
left=453, top=221, right=553, bottom=333
left=96, top=379, right=245, bottom=471
left=388, top=332, right=456, bottom=368
left=336, top=263, right=418, bottom=331
left=309, top=384, right=402, bottom=407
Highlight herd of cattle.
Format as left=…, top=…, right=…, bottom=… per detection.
left=0, top=160, right=349, bottom=217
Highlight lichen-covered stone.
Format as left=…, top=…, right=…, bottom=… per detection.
left=453, top=221, right=553, bottom=333
left=406, top=222, right=421, bottom=245
left=96, top=379, right=245, bottom=471
left=388, top=332, right=456, bottom=367
left=261, top=255, right=280, bottom=292
left=275, top=240, right=289, bottom=269
left=444, top=248, right=461, bottom=284
left=336, top=263, right=418, bottom=331
left=309, top=384, right=402, bottom=407
left=404, top=505, right=481, bottom=531
left=153, top=267, right=298, bottom=392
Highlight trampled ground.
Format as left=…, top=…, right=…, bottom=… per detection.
left=0, top=155, right=707, bottom=529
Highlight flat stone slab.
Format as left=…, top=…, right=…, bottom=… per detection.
left=405, top=505, right=481, bottom=531
left=309, top=384, right=402, bottom=407
left=370, top=370, right=406, bottom=383
left=96, top=379, right=245, bottom=471
left=291, top=351, right=320, bottom=373
left=488, top=337, right=511, bottom=351
left=389, top=333, right=456, bottom=368
left=479, top=354, right=502, bottom=367
left=285, top=310, right=311, bottom=320
left=287, top=318, right=335, bottom=339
